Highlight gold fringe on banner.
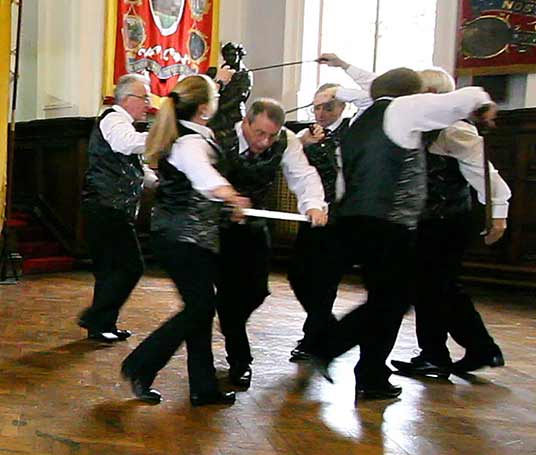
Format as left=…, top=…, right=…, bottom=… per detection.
left=0, top=0, right=12, bottom=232
left=102, top=0, right=119, bottom=101
left=209, top=0, right=220, bottom=67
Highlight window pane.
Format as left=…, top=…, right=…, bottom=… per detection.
left=319, top=0, right=377, bottom=85
left=298, top=1, right=378, bottom=121
left=376, top=0, right=437, bottom=74
left=298, top=0, right=322, bottom=120
left=298, top=0, right=438, bottom=120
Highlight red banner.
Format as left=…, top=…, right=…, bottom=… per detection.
left=113, top=0, right=218, bottom=96
left=457, top=0, right=536, bottom=75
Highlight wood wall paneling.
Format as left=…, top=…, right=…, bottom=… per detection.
left=12, top=110, right=536, bottom=285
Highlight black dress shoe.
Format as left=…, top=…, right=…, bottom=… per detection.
left=190, top=391, right=236, bottom=407
left=87, top=330, right=120, bottom=343
left=77, top=318, right=90, bottom=329
left=229, top=366, right=252, bottom=388
left=121, top=368, right=162, bottom=404
left=392, top=357, right=451, bottom=379
left=356, top=382, right=402, bottom=400
left=452, top=349, right=505, bottom=373
left=308, top=354, right=334, bottom=383
left=130, top=378, right=162, bottom=404
left=113, top=329, right=132, bottom=341
left=289, top=346, right=311, bottom=362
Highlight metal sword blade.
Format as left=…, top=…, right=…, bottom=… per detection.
left=242, top=208, right=309, bottom=222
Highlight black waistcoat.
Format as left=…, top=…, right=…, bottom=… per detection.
left=82, top=109, right=144, bottom=219
left=422, top=128, right=471, bottom=220
left=215, top=126, right=288, bottom=209
left=338, top=99, right=426, bottom=229
left=304, top=118, right=350, bottom=204
left=151, top=123, right=223, bottom=253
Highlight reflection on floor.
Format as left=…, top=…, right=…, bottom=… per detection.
left=0, top=270, right=534, bottom=454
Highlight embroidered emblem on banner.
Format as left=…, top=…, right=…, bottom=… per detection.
left=114, top=0, right=217, bottom=96
left=122, top=0, right=146, bottom=52
left=149, top=0, right=185, bottom=36
left=189, top=0, right=210, bottom=20
left=457, top=0, right=536, bottom=74
left=188, top=28, right=208, bottom=64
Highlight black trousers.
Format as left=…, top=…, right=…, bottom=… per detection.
left=312, top=216, right=414, bottom=388
left=80, top=204, right=144, bottom=332
left=216, top=222, right=271, bottom=369
left=415, top=215, right=498, bottom=363
left=122, top=237, right=219, bottom=395
left=287, top=222, right=345, bottom=348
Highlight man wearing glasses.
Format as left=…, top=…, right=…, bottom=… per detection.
left=212, top=98, right=328, bottom=390
left=288, top=54, right=376, bottom=362
left=79, top=73, right=157, bottom=343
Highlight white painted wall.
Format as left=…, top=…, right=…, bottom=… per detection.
left=13, top=0, right=536, bottom=121
left=16, top=0, right=104, bottom=121
left=16, top=0, right=38, bottom=120
left=219, top=0, right=287, bottom=102
left=218, top=0, right=305, bottom=114
left=433, top=0, right=458, bottom=74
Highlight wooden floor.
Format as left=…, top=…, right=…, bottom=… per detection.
left=0, top=269, right=535, bottom=455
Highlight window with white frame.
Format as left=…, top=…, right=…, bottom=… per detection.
left=297, top=0, right=438, bottom=121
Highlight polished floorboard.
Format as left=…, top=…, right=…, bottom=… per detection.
left=0, top=270, right=534, bottom=455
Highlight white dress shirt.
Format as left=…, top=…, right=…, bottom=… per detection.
left=167, top=120, right=230, bottom=198
left=430, top=120, right=511, bottom=219
left=383, top=87, right=492, bottom=150
left=235, top=122, right=326, bottom=213
left=336, top=65, right=376, bottom=116
left=100, top=105, right=158, bottom=188
left=100, top=105, right=147, bottom=156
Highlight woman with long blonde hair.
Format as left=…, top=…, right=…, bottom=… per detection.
left=121, top=74, right=249, bottom=406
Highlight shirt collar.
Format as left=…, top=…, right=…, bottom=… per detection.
left=112, top=105, right=135, bottom=124
left=375, top=96, right=395, bottom=102
left=235, top=121, right=250, bottom=154
left=325, top=116, right=344, bottom=132
left=180, top=120, right=215, bottom=139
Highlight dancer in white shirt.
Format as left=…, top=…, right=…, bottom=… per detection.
left=79, top=74, right=157, bottom=343
left=121, top=74, right=249, bottom=406
left=288, top=53, right=376, bottom=362
left=391, top=68, right=510, bottom=377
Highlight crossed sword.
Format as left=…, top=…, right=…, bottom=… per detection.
left=231, top=60, right=494, bottom=232
left=243, top=148, right=493, bottom=228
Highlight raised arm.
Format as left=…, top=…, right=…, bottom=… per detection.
left=384, top=87, right=492, bottom=150
left=317, top=53, right=375, bottom=109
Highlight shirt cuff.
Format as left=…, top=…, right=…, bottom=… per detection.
left=195, top=176, right=231, bottom=200
left=143, top=171, right=159, bottom=189
left=299, top=200, right=328, bottom=214
left=492, top=203, right=509, bottom=219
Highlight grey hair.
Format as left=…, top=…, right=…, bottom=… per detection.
left=419, top=68, right=456, bottom=94
left=314, top=82, right=345, bottom=106
left=246, top=98, right=286, bottom=127
left=315, top=82, right=341, bottom=96
left=114, top=73, right=150, bottom=103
